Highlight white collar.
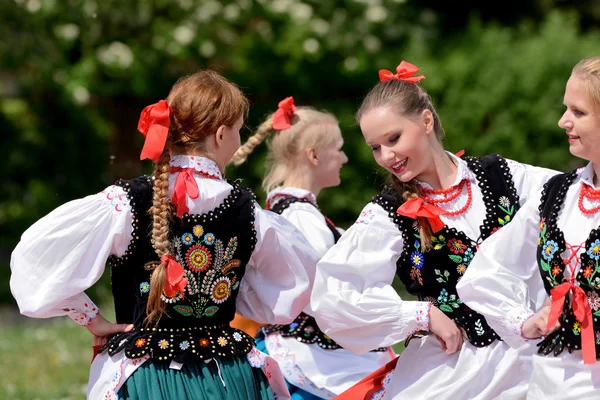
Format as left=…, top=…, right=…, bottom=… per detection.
left=416, top=151, right=475, bottom=191
left=170, top=155, right=223, bottom=180
left=577, top=162, right=596, bottom=189
left=266, top=186, right=318, bottom=207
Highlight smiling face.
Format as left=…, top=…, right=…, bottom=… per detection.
left=559, top=74, right=600, bottom=164
left=360, top=106, right=436, bottom=182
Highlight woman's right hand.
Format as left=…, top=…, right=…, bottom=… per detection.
left=522, top=297, right=560, bottom=339
left=428, top=306, right=464, bottom=354
left=86, top=313, right=134, bottom=340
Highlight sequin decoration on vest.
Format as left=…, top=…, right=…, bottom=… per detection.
left=100, top=176, right=259, bottom=363
left=373, top=155, right=520, bottom=347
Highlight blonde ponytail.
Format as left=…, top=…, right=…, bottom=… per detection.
left=231, top=120, right=274, bottom=165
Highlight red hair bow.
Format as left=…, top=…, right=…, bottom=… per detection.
left=272, top=96, right=297, bottom=130
left=396, top=197, right=445, bottom=233
left=379, top=61, right=425, bottom=83
left=138, top=100, right=172, bottom=162
left=161, top=255, right=188, bottom=298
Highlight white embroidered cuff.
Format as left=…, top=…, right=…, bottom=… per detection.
left=63, top=299, right=99, bottom=326
left=505, top=307, right=535, bottom=341
left=413, top=301, right=431, bottom=333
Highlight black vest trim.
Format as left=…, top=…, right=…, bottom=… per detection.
left=101, top=177, right=259, bottom=363
left=373, top=154, right=519, bottom=347
left=535, top=171, right=600, bottom=358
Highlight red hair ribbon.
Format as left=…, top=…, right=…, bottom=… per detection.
left=272, top=96, right=297, bottom=130
left=379, top=61, right=425, bottom=83
left=397, top=197, right=446, bottom=233
left=138, top=100, right=172, bottom=162
left=546, top=282, right=596, bottom=364
left=161, top=255, right=188, bottom=298
left=171, top=167, right=200, bottom=218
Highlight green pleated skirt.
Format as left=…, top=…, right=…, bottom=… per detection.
left=118, top=355, right=275, bottom=400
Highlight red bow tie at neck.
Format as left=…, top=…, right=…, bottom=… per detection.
left=138, top=100, right=172, bottom=162
left=171, top=167, right=200, bottom=218
left=396, top=197, right=446, bottom=233
left=547, top=282, right=596, bottom=364
left=379, top=61, right=426, bottom=83
left=161, top=255, right=188, bottom=298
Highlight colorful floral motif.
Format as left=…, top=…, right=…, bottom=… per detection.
left=447, top=238, right=467, bottom=254
left=587, top=239, right=600, bottom=261
left=192, top=225, right=204, bottom=237
left=181, top=233, right=194, bottom=245
left=542, top=240, right=559, bottom=262
left=437, top=288, right=462, bottom=313
left=186, top=245, right=212, bottom=272
left=158, top=339, right=169, bottom=350
left=497, top=197, right=514, bottom=226
left=139, top=282, right=150, bottom=294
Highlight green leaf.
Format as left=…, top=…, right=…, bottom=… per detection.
left=439, top=304, right=454, bottom=313
left=173, top=305, right=193, bottom=317
left=540, top=259, right=551, bottom=272
left=449, top=255, right=463, bottom=263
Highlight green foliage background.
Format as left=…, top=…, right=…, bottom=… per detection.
left=1, top=0, right=599, bottom=307
left=2, top=1, right=600, bottom=398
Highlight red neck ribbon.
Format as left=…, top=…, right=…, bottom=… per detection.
left=396, top=197, right=446, bottom=233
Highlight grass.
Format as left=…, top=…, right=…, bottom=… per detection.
left=0, top=317, right=93, bottom=399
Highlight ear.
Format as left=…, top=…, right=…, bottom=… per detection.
left=422, top=109, right=434, bottom=135
left=215, top=125, right=227, bottom=148
left=306, top=148, right=319, bottom=166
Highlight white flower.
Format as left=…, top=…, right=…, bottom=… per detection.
left=499, top=196, right=510, bottom=207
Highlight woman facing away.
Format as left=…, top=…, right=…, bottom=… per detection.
left=457, top=57, right=600, bottom=399
left=10, top=70, right=320, bottom=400
left=231, top=97, right=394, bottom=399
left=309, top=61, right=559, bottom=399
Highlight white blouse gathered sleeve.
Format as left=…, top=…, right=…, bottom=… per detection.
left=10, top=185, right=133, bottom=326
left=506, top=158, right=559, bottom=205
left=310, top=203, right=431, bottom=354
left=280, top=202, right=336, bottom=259
left=236, top=204, right=320, bottom=325
left=457, top=198, right=543, bottom=348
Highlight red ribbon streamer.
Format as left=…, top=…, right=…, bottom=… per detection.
left=138, top=100, right=172, bottom=162
left=546, top=282, right=596, bottom=364
left=396, top=197, right=446, bottom=233
left=379, top=61, right=426, bottom=83
left=170, top=167, right=200, bottom=218
left=161, top=255, right=188, bottom=298
left=272, top=96, right=297, bottom=130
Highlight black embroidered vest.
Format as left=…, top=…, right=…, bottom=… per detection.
left=536, top=172, right=600, bottom=357
left=100, top=176, right=258, bottom=363
left=373, top=155, right=519, bottom=347
left=263, top=196, right=386, bottom=352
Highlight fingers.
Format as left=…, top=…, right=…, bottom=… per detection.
left=443, top=330, right=463, bottom=354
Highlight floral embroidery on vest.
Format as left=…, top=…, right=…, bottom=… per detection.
left=374, top=154, right=519, bottom=347
left=536, top=171, right=600, bottom=358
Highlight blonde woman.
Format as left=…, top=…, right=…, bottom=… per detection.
left=458, top=57, right=600, bottom=399
left=232, top=97, right=394, bottom=399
